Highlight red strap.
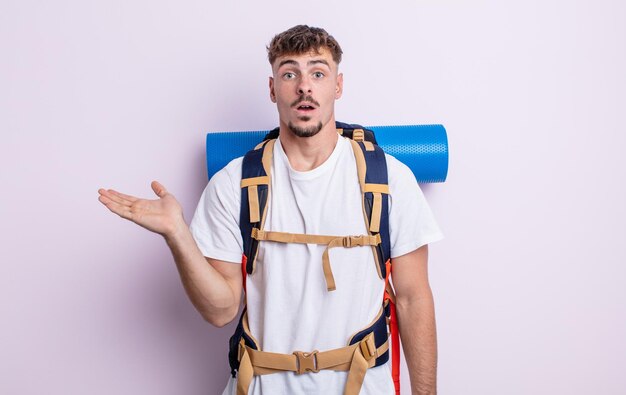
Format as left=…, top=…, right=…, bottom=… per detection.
left=385, top=260, right=392, bottom=285
left=390, top=301, right=400, bottom=394
left=241, top=254, right=248, bottom=293
left=383, top=259, right=400, bottom=395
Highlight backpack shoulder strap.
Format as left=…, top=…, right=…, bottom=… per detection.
left=346, top=129, right=396, bottom=393
left=240, top=139, right=275, bottom=275
left=347, top=137, right=391, bottom=279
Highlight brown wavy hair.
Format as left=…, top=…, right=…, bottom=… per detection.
left=267, top=25, right=343, bottom=66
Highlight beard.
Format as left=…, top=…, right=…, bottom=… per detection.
left=287, top=119, right=323, bottom=138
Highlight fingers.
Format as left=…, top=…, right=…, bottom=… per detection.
left=98, top=189, right=135, bottom=207
left=97, top=188, right=141, bottom=220
left=151, top=181, right=168, bottom=198
left=98, top=192, right=133, bottom=220
left=108, top=189, right=138, bottom=204
left=97, top=182, right=169, bottom=223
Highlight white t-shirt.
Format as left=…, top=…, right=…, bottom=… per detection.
left=190, top=135, right=443, bottom=395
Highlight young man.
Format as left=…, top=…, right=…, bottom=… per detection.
left=98, top=25, right=442, bottom=395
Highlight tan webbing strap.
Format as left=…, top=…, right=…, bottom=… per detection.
left=370, top=193, right=382, bottom=233
left=365, top=183, right=387, bottom=233
left=252, top=229, right=338, bottom=245
left=247, top=139, right=276, bottom=275
left=345, top=336, right=388, bottom=394
left=250, top=349, right=302, bottom=373
left=240, top=143, right=273, bottom=226
left=345, top=346, right=369, bottom=395
left=345, top=333, right=379, bottom=394
left=252, top=229, right=381, bottom=292
left=236, top=311, right=260, bottom=395
left=237, top=341, right=253, bottom=395
left=247, top=185, right=260, bottom=223
left=245, top=336, right=388, bottom=376
left=349, top=139, right=386, bottom=279
left=349, top=140, right=367, bottom=190
left=363, top=183, right=389, bottom=194
left=236, top=333, right=388, bottom=395
left=261, top=139, right=275, bottom=177
left=240, top=176, right=269, bottom=188
left=322, top=234, right=381, bottom=291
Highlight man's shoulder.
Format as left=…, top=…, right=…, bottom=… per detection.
left=383, top=152, right=410, bottom=174
left=209, top=156, right=244, bottom=189
left=383, top=152, right=419, bottom=189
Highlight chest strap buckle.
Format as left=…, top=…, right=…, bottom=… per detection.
left=293, top=350, right=320, bottom=374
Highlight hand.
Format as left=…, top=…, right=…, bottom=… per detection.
left=98, top=181, right=185, bottom=238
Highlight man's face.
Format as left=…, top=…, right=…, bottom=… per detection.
left=269, top=48, right=343, bottom=138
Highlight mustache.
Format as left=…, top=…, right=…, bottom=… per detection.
left=291, top=96, right=320, bottom=107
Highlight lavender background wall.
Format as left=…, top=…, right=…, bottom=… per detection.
left=2, top=0, right=625, bottom=394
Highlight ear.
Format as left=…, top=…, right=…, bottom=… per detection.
left=269, top=76, right=276, bottom=103
left=335, top=73, right=343, bottom=100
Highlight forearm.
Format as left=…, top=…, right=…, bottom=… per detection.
left=164, top=222, right=240, bottom=327
left=98, top=183, right=241, bottom=326
left=396, top=286, right=438, bottom=395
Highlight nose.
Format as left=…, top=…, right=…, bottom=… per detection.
left=297, top=75, right=312, bottom=95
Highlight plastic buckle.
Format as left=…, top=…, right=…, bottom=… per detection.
left=293, top=350, right=320, bottom=374
left=343, top=236, right=364, bottom=248
left=359, top=334, right=376, bottom=361
left=353, top=235, right=365, bottom=246
left=353, top=129, right=365, bottom=142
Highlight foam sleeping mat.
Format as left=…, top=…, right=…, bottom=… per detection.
left=206, top=124, right=448, bottom=183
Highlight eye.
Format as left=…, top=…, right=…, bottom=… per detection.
left=313, top=71, right=325, bottom=79
left=283, top=72, right=296, bottom=80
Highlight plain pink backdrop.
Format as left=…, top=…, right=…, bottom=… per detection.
left=2, top=0, right=625, bottom=394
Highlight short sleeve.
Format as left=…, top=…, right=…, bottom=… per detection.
left=386, top=154, right=444, bottom=258
left=189, top=157, right=244, bottom=264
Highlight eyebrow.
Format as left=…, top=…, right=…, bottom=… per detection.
left=277, top=59, right=331, bottom=68
left=278, top=59, right=298, bottom=68
left=308, top=59, right=330, bottom=67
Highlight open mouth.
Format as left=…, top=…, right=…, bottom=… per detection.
left=296, top=104, right=316, bottom=112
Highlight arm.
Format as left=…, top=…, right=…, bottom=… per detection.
left=392, top=244, right=437, bottom=395
left=98, top=181, right=242, bottom=327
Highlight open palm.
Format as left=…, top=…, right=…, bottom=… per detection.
left=98, top=181, right=184, bottom=237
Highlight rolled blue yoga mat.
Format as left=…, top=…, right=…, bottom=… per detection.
left=206, top=124, right=448, bottom=183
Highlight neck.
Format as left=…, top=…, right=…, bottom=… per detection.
left=278, top=118, right=339, bottom=172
